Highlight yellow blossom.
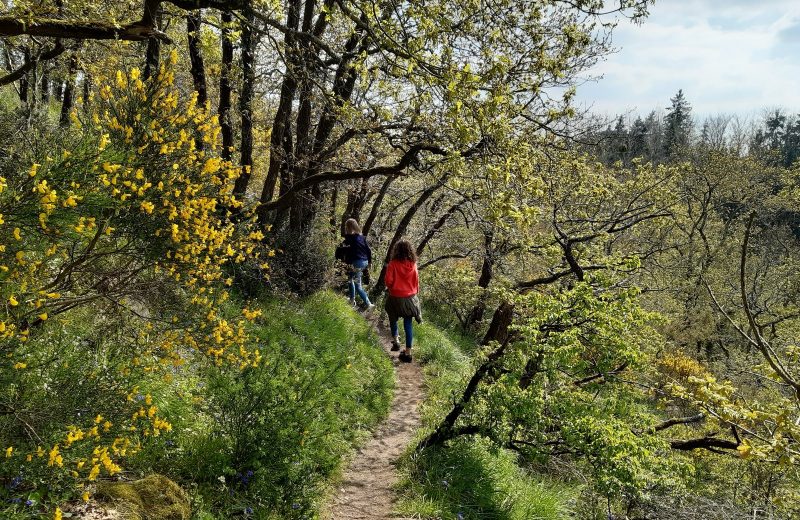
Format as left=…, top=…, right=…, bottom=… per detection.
left=5, top=446, right=12, bottom=457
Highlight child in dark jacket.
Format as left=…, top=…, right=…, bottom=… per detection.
left=384, top=239, right=422, bottom=362
left=338, top=219, right=374, bottom=309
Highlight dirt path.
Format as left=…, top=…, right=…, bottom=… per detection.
left=324, top=313, right=424, bottom=520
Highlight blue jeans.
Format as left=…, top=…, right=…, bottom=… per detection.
left=348, top=259, right=371, bottom=305
left=390, top=317, right=414, bottom=348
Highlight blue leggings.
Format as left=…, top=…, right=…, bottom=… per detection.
left=348, top=259, right=371, bottom=305
left=390, top=317, right=414, bottom=348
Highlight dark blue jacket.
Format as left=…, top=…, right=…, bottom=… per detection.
left=338, top=234, right=372, bottom=264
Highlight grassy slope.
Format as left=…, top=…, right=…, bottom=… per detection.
left=173, top=291, right=395, bottom=519
left=395, top=320, right=578, bottom=520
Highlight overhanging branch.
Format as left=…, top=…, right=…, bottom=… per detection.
left=0, top=40, right=65, bottom=86
left=256, top=143, right=448, bottom=215
left=0, top=17, right=170, bottom=42
left=670, top=436, right=738, bottom=452
left=649, top=413, right=705, bottom=433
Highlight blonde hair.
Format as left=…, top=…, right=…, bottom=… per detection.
left=344, top=218, right=361, bottom=235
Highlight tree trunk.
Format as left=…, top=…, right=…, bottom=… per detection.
left=339, top=177, right=371, bottom=232
left=0, top=41, right=7, bottom=71
left=370, top=173, right=450, bottom=299
left=186, top=11, right=208, bottom=107
left=328, top=182, right=339, bottom=234
left=234, top=9, right=256, bottom=199
left=464, top=231, right=494, bottom=329
left=54, top=80, right=64, bottom=101
left=142, top=8, right=162, bottom=80
left=81, top=73, right=90, bottom=112
left=18, top=48, right=29, bottom=103
left=361, top=175, right=395, bottom=237
left=417, top=339, right=509, bottom=450
left=258, top=0, right=301, bottom=226
left=219, top=11, right=235, bottom=162
left=482, top=301, right=514, bottom=345
left=59, top=53, right=78, bottom=127
left=27, top=51, right=38, bottom=112
left=287, top=15, right=368, bottom=232
left=287, top=0, right=318, bottom=232
left=416, top=197, right=469, bottom=258
left=40, top=68, right=50, bottom=104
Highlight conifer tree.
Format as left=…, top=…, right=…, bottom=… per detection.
left=629, top=116, right=649, bottom=161
left=663, top=89, right=692, bottom=159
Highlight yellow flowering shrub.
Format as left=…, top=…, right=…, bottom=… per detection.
left=0, top=54, right=270, bottom=513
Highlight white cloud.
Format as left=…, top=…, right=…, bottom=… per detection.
left=575, top=0, right=800, bottom=119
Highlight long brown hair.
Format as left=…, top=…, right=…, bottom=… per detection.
left=344, top=218, right=361, bottom=235
left=390, top=239, right=417, bottom=262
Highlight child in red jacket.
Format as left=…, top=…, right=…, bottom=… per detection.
left=384, top=239, right=422, bottom=362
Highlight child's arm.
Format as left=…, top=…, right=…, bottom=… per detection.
left=385, top=261, right=394, bottom=290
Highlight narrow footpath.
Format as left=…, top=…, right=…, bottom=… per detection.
left=324, top=313, right=425, bottom=520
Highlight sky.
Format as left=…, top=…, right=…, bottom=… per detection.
left=574, top=0, right=800, bottom=120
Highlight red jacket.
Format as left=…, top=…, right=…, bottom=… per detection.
left=385, top=259, right=419, bottom=298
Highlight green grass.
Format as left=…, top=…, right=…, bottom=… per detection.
left=396, top=317, right=578, bottom=520
left=169, top=291, right=395, bottom=519
left=398, top=438, right=577, bottom=520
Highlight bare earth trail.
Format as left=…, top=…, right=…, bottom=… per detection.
left=324, top=312, right=425, bottom=520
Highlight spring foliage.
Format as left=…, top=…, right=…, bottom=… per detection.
left=0, top=57, right=271, bottom=513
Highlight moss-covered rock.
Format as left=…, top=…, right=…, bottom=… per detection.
left=97, top=474, right=190, bottom=520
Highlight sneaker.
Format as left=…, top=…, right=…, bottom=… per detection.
left=366, top=303, right=375, bottom=311
left=391, top=336, right=401, bottom=351
left=399, top=351, right=412, bottom=363
left=348, top=299, right=356, bottom=307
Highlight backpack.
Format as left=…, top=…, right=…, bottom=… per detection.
left=335, top=242, right=348, bottom=262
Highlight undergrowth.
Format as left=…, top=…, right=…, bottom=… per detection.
left=395, top=319, right=578, bottom=519
left=177, top=291, right=395, bottom=519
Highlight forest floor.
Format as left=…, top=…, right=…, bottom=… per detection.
left=324, top=311, right=424, bottom=520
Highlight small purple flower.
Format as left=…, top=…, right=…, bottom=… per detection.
left=25, top=499, right=34, bottom=507
left=8, top=475, right=22, bottom=489
left=292, top=503, right=300, bottom=510
left=244, top=506, right=253, bottom=515
left=10, top=497, right=22, bottom=504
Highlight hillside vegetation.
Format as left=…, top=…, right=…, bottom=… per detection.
left=1, top=1, right=800, bottom=519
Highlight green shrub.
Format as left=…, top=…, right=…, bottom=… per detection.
left=399, top=319, right=579, bottom=520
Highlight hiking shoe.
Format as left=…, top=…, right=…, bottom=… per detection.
left=391, top=336, right=401, bottom=351
left=399, top=351, right=412, bottom=363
